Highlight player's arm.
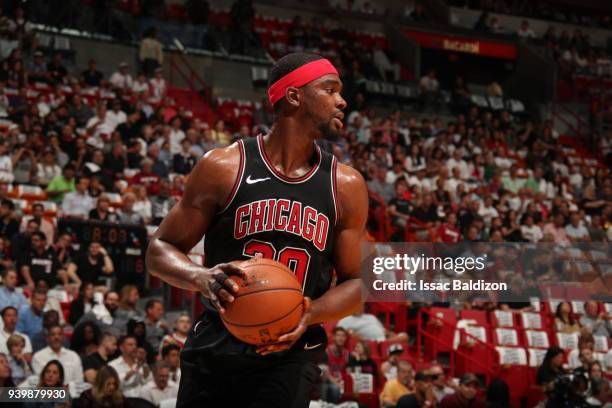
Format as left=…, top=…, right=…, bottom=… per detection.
left=259, top=164, right=368, bottom=354
left=146, top=145, right=247, bottom=312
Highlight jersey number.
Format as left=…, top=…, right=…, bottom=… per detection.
left=243, top=240, right=311, bottom=288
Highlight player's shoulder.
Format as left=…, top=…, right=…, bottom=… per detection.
left=183, top=142, right=243, bottom=204
left=336, top=161, right=367, bottom=190
left=335, top=162, right=368, bottom=226
left=199, top=141, right=242, bottom=170
left=189, top=142, right=241, bottom=182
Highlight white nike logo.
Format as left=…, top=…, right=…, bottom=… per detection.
left=246, top=175, right=271, bottom=184
left=193, top=321, right=202, bottom=333
left=304, top=342, right=322, bottom=350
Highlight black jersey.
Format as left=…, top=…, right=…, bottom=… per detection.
left=204, top=134, right=338, bottom=301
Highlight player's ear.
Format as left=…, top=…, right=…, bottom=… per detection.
left=285, top=86, right=300, bottom=108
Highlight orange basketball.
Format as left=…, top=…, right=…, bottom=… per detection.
left=221, top=257, right=304, bottom=346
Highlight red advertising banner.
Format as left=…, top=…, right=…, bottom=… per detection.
left=404, top=30, right=518, bottom=60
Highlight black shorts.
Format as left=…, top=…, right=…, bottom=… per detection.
left=176, top=311, right=326, bottom=408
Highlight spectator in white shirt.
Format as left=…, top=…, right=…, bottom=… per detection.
left=0, top=306, right=33, bottom=355
left=517, top=20, right=536, bottom=40
left=149, top=68, right=167, bottom=101
left=565, top=212, right=590, bottom=242
left=105, top=99, right=127, bottom=132
left=0, top=83, right=9, bottom=118
left=109, top=62, right=133, bottom=91
left=0, top=140, right=13, bottom=183
left=373, top=45, right=400, bottom=82
left=132, top=73, right=149, bottom=95
left=446, top=150, right=469, bottom=180
left=169, top=117, right=186, bottom=155
left=161, top=344, right=181, bottom=386
left=85, top=104, right=113, bottom=144
left=32, top=325, right=83, bottom=384
left=109, top=335, right=150, bottom=397
left=478, top=196, right=499, bottom=227
left=337, top=312, right=407, bottom=342
left=419, top=69, right=440, bottom=110
left=62, top=176, right=94, bottom=219
left=521, top=214, right=543, bottom=243
left=138, top=362, right=178, bottom=406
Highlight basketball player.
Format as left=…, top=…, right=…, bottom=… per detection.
left=146, top=53, right=368, bottom=407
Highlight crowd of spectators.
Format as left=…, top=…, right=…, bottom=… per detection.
left=450, top=0, right=612, bottom=29
left=470, top=12, right=612, bottom=81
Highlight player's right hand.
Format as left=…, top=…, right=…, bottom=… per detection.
left=196, top=262, right=247, bottom=313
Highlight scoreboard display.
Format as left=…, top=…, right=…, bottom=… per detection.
left=57, top=219, right=148, bottom=289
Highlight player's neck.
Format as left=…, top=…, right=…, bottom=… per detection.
left=266, top=122, right=318, bottom=176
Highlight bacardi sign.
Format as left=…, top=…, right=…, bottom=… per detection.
left=405, top=30, right=517, bottom=60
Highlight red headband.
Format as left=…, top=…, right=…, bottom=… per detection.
left=268, top=59, right=338, bottom=105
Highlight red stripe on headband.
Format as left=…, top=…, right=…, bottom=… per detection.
left=268, top=59, right=338, bottom=105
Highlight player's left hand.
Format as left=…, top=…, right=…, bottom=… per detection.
left=256, top=297, right=312, bottom=356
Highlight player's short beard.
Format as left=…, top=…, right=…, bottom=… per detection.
left=318, top=117, right=339, bottom=140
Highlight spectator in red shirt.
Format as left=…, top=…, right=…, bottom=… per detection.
left=437, top=212, right=461, bottom=243
left=440, top=373, right=485, bottom=408
left=132, top=158, right=161, bottom=196
left=326, top=327, right=350, bottom=378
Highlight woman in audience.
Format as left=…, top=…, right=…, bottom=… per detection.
left=536, top=346, right=565, bottom=387
left=132, top=184, right=152, bottom=225
left=6, top=335, right=32, bottom=385
left=348, top=340, right=377, bottom=377
left=347, top=340, right=379, bottom=386
left=74, top=365, right=131, bottom=408
left=588, top=361, right=603, bottom=381
left=24, top=360, right=66, bottom=408
left=0, top=353, right=15, bottom=387
left=38, top=360, right=64, bottom=387
left=69, top=282, right=96, bottom=326
left=554, top=301, right=581, bottom=333
left=89, top=196, right=117, bottom=223
left=70, top=321, right=101, bottom=357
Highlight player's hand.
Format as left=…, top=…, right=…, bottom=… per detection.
left=256, top=297, right=312, bottom=356
left=195, top=262, right=247, bottom=314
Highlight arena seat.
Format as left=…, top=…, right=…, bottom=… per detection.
left=459, top=309, right=489, bottom=327
left=556, top=332, right=579, bottom=351
left=593, top=335, right=609, bottom=353
left=39, top=201, right=58, bottom=217
left=524, top=330, right=550, bottom=350
left=15, top=184, right=47, bottom=200
left=520, top=312, right=544, bottom=330
left=10, top=198, right=28, bottom=212
left=105, top=193, right=123, bottom=208
left=495, top=347, right=530, bottom=404
left=490, top=310, right=515, bottom=328
left=494, top=328, right=521, bottom=347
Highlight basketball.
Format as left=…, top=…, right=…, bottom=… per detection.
left=221, top=257, right=304, bottom=346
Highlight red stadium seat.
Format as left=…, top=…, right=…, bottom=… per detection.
left=459, top=309, right=489, bottom=327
